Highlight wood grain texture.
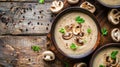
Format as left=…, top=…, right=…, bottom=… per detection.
left=0, top=2, right=53, bottom=35
left=0, top=36, right=64, bottom=67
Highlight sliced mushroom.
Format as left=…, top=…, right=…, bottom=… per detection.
left=108, top=9, right=120, bottom=25
left=73, top=25, right=81, bottom=35
left=111, top=28, right=120, bottom=42
left=80, top=1, right=96, bottom=13
left=104, top=55, right=119, bottom=67
left=50, top=1, right=64, bottom=14
left=75, top=37, right=84, bottom=46
left=65, top=24, right=74, bottom=32
left=74, top=62, right=87, bottom=67
left=62, top=32, right=73, bottom=40
left=42, top=51, right=55, bottom=61
left=67, top=0, right=79, bottom=4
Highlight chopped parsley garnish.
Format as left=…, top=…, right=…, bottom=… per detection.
left=87, top=28, right=92, bottom=34
left=64, top=62, right=69, bottom=67
left=39, top=0, right=44, bottom=4
left=31, top=45, right=41, bottom=52
left=59, top=28, right=65, bottom=34
left=70, top=43, right=78, bottom=50
left=111, top=50, right=118, bottom=59
left=75, top=16, right=85, bottom=24
left=101, top=27, right=108, bottom=36
left=99, top=64, right=105, bottom=67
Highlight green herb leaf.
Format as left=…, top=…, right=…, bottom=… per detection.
left=31, top=45, right=41, bottom=52
left=59, top=28, right=65, bottom=34
left=75, top=16, right=85, bottom=24
left=87, top=28, right=92, bottom=34
left=101, top=27, right=108, bottom=36
left=39, top=0, right=44, bottom=4
left=70, top=43, right=77, bottom=50
left=64, top=62, right=69, bottom=67
left=111, top=51, right=118, bottom=59
left=99, top=64, right=105, bottom=67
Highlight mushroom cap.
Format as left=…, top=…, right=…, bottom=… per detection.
left=50, top=1, right=64, bottom=14
left=67, top=0, right=79, bottom=4
left=108, top=9, right=120, bottom=25
left=62, top=32, right=73, bottom=40
left=80, top=1, right=96, bottom=13
left=75, top=37, right=84, bottom=46
left=111, top=28, right=120, bottom=42
left=42, top=51, right=55, bottom=61
left=72, top=25, right=81, bottom=35
left=74, top=62, right=87, bottom=67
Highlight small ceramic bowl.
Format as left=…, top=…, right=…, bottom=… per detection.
left=90, top=43, right=120, bottom=67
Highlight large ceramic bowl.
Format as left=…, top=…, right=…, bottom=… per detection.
left=50, top=7, right=101, bottom=60
left=90, top=43, right=120, bottom=67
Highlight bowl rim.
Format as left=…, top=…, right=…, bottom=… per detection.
left=97, top=0, right=120, bottom=8
left=90, top=43, right=120, bottom=67
left=50, top=7, right=101, bottom=59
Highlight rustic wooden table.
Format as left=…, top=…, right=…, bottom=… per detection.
left=0, top=0, right=119, bottom=67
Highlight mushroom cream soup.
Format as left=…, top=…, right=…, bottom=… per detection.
left=93, top=47, right=120, bottom=67
left=54, top=12, right=98, bottom=58
left=99, top=0, right=120, bottom=6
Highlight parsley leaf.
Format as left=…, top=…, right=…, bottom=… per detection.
left=59, top=28, right=65, bottom=34
left=99, top=64, right=105, bottom=67
left=39, top=0, right=44, bottom=4
left=101, top=27, right=108, bottom=36
left=31, top=45, right=41, bottom=52
left=64, top=62, right=69, bottom=67
left=111, top=50, right=118, bottom=59
left=70, top=43, right=78, bottom=50
left=87, top=28, right=92, bottom=34
left=75, top=16, right=85, bottom=24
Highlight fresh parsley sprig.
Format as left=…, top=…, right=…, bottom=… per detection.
left=75, top=16, right=85, bottom=24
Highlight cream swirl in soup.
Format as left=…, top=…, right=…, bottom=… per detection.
left=54, top=12, right=98, bottom=58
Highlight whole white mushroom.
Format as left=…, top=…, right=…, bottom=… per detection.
left=42, top=51, right=55, bottom=61
left=108, top=9, right=120, bottom=25
left=80, top=1, right=96, bottom=13
left=67, top=0, right=79, bottom=4
left=50, top=0, right=64, bottom=14
left=111, top=28, right=120, bottom=42
left=74, top=62, right=87, bottom=67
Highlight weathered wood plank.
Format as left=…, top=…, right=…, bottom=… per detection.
left=0, top=2, right=53, bottom=35
left=0, top=36, right=64, bottom=67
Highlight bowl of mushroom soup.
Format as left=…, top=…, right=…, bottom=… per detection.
left=90, top=43, right=120, bottom=67
left=50, top=7, right=101, bottom=60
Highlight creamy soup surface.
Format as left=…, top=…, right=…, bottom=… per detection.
left=54, top=12, right=98, bottom=58
left=93, top=47, right=120, bottom=67
left=100, top=0, right=120, bottom=5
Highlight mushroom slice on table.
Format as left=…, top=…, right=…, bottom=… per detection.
left=62, top=32, right=73, bottom=40
left=80, top=1, right=96, bottom=13
left=50, top=0, right=64, bottom=14
left=111, top=28, right=120, bottom=42
left=42, top=51, right=55, bottom=61
left=108, top=9, right=120, bottom=25
left=67, top=0, right=79, bottom=5
left=74, top=62, right=87, bottom=67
